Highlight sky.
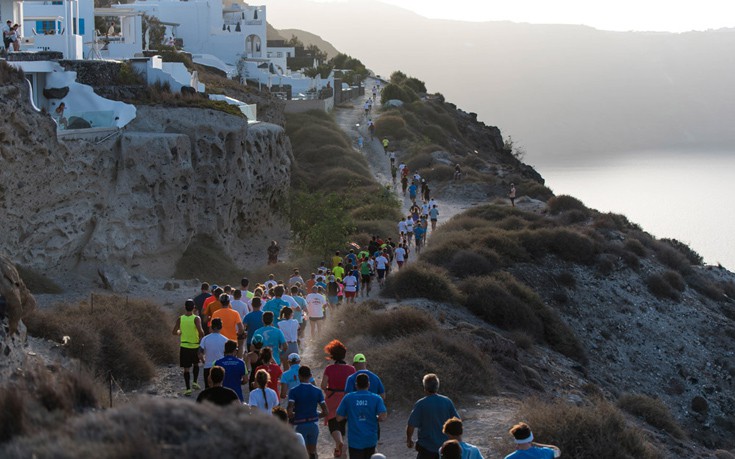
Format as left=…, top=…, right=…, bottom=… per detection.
left=310, top=0, right=735, bottom=32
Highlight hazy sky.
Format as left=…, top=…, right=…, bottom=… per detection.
left=309, top=0, right=735, bottom=32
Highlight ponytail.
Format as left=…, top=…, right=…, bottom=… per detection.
left=255, top=369, right=271, bottom=409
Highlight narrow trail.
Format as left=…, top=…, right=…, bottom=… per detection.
left=300, top=79, right=521, bottom=458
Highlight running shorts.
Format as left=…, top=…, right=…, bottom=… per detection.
left=179, top=347, right=199, bottom=368
left=377, top=269, right=386, bottom=279
left=328, top=418, right=347, bottom=435
left=345, top=291, right=356, bottom=298
left=361, top=274, right=371, bottom=283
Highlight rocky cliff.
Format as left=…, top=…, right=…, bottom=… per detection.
left=0, top=71, right=292, bottom=277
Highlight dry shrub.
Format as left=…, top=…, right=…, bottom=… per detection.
left=617, top=393, right=686, bottom=439
left=465, top=204, right=541, bottom=224
left=560, top=209, right=590, bottom=225
left=515, top=398, right=663, bottom=459
left=662, top=270, right=686, bottom=292
left=354, top=219, right=397, bottom=240
left=653, top=243, right=693, bottom=275
left=13, top=266, right=63, bottom=294
left=421, top=165, right=454, bottom=182
left=495, top=216, right=529, bottom=231
left=519, top=228, right=598, bottom=264
left=646, top=274, right=681, bottom=301
left=325, top=304, right=438, bottom=343
left=461, top=273, right=586, bottom=363
left=595, top=254, right=617, bottom=276
left=446, top=249, right=501, bottom=278
left=24, top=296, right=177, bottom=388
left=406, top=152, right=434, bottom=171
left=382, top=262, right=461, bottom=303
left=547, top=195, right=588, bottom=215
left=624, top=239, right=647, bottom=258
left=594, top=212, right=641, bottom=231
left=685, top=273, right=726, bottom=301
left=174, top=234, right=241, bottom=282
left=0, top=364, right=100, bottom=444
left=557, top=271, right=577, bottom=289
left=1, top=398, right=307, bottom=459
left=660, top=238, right=703, bottom=266
left=519, top=180, right=554, bottom=201
left=374, top=115, right=407, bottom=138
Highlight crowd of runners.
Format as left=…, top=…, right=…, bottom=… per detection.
left=172, top=267, right=560, bottom=459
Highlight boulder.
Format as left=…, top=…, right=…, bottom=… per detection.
left=97, top=264, right=131, bottom=293
left=42, top=87, right=69, bottom=100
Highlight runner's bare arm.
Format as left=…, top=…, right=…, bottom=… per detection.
left=172, top=317, right=181, bottom=336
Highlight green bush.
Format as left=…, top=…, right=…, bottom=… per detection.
left=382, top=262, right=460, bottom=303
left=617, top=393, right=686, bottom=439
left=547, top=195, right=588, bottom=215
left=374, top=115, right=407, bottom=138
left=660, top=238, right=704, bottom=266
left=380, top=83, right=418, bottom=104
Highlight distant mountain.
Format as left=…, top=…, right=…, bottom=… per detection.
left=262, top=0, right=735, bottom=165
left=275, top=28, right=341, bottom=58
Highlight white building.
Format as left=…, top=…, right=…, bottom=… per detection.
left=114, top=0, right=266, bottom=68
left=2, top=0, right=84, bottom=59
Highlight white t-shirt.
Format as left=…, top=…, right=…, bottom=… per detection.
left=282, top=294, right=299, bottom=310
left=248, top=387, right=279, bottom=413
left=264, top=280, right=277, bottom=291
left=406, top=220, right=414, bottom=232
left=343, top=275, right=358, bottom=292
left=305, top=293, right=326, bottom=318
left=398, top=220, right=408, bottom=233
left=278, top=319, right=299, bottom=342
left=421, top=204, right=430, bottom=215
left=199, top=332, right=228, bottom=368
left=231, top=299, right=249, bottom=320
left=395, top=247, right=406, bottom=262
left=375, top=256, right=389, bottom=270
left=398, top=163, right=406, bottom=172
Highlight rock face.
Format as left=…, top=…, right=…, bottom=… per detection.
left=0, top=254, right=36, bottom=334
left=0, top=75, right=292, bottom=275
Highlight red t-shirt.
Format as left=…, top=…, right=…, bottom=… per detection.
left=256, top=363, right=283, bottom=392
left=323, top=363, right=356, bottom=420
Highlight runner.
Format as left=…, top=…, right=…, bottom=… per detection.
left=247, top=335, right=265, bottom=390
left=414, top=222, right=426, bottom=254
left=321, top=340, right=357, bottom=458
left=243, top=297, right=264, bottom=352
left=407, top=374, right=460, bottom=459
left=408, top=182, right=418, bottom=201
left=195, top=366, right=239, bottom=406
left=253, top=311, right=287, bottom=366
left=442, top=418, right=485, bottom=459
left=509, top=183, right=517, bottom=207
left=326, top=275, right=340, bottom=310
left=429, top=205, right=440, bottom=231
left=343, top=269, right=358, bottom=303
left=504, top=422, right=561, bottom=459
left=172, top=299, right=205, bottom=396
left=454, top=163, right=462, bottom=180
left=290, top=285, right=308, bottom=340
left=336, top=373, right=388, bottom=459
left=289, top=269, right=305, bottom=288
left=202, top=287, right=224, bottom=328
left=405, top=218, right=415, bottom=246
left=254, top=347, right=283, bottom=393
left=344, top=353, right=386, bottom=399
left=288, top=366, right=328, bottom=459
left=249, top=368, right=279, bottom=413
left=375, top=251, right=390, bottom=287
left=211, top=294, right=244, bottom=342
left=391, top=164, right=398, bottom=183
left=192, top=283, right=212, bottom=334
left=280, top=353, right=315, bottom=403
left=306, top=286, right=327, bottom=338
left=382, top=138, right=389, bottom=155
left=214, top=340, right=247, bottom=402
left=394, top=243, right=407, bottom=270
left=278, top=307, right=300, bottom=370
left=198, top=318, right=228, bottom=388
left=401, top=175, right=409, bottom=195
left=264, top=274, right=278, bottom=292
left=359, top=257, right=373, bottom=297
left=263, top=285, right=289, bottom=325
left=368, top=119, right=375, bottom=140
left=357, top=135, right=364, bottom=150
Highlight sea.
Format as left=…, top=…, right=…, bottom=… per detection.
left=534, top=150, right=735, bottom=271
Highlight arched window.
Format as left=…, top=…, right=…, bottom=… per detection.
left=246, top=34, right=261, bottom=57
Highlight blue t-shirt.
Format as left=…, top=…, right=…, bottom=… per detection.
left=288, top=383, right=324, bottom=424
left=409, top=184, right=417, bottom=197
left=414, top=226, right=426, bottom=241
left=263, top=298, right=289, bottom=324
left=253, top=326, right=286, bottom=364
left=292, top=296, right=307, bottom=324
left=407, top=394, right=459, bottom=453
left=461, top=442, right=485, bottom=459
left=344, top=370, right=385, bottom=396
left=336, top=390, right=387, bottom=449
left=214, top=355, right=246, bottom=402
left=242, top=310, right=264, bottom=346
left=504, top=447, right=556, bottom=459
left=281, top=364, right=315, bottom=392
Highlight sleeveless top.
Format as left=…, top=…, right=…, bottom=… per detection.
left=180, top=314, right=200, bottom=349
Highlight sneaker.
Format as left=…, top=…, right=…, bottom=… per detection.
left=192, top=382, right=201, bottom=390
left=184, top=389, right=192, bottom=396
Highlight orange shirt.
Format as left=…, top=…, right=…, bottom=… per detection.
left=306, top=279, right=316, bottom=292
left=202, top=295, right=217, bottom=312
left=203, top=300, right=223, bottom=323
left=212, top=307, right=242, bottom=341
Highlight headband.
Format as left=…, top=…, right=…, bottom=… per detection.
left=515, top=433, right=534, bottom=444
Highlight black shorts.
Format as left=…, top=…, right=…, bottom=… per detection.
left=361, top=274, right=371, bottom=283
left=179, top=347, right=199, bottom=368
left=328, top=417, right=347, bottom=435
left=377, top=269, right=386, bottom=279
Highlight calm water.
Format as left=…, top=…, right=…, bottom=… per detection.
left=536, top=150, right=735, bottom=270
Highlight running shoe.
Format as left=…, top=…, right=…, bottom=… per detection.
left=192, top=382, right=201, bottom=390
left=184, top=389, right=192, bottom=396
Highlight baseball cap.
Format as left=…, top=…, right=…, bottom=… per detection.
left=353, top=353, right=366, bottom=363
left=252, top=334, right=263, bottom=345
left=288, top=353, right=301, bottom=363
